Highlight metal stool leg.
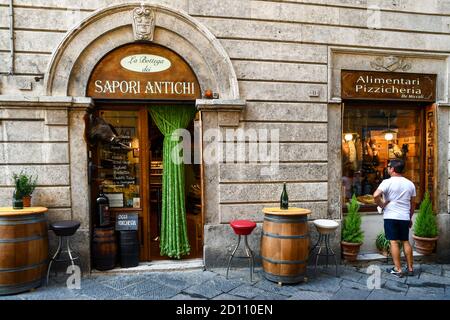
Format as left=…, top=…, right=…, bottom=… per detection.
left=326, top=234, right=338, bottom=276
left=244, top=235, right=254, bottom=282
left=46, top=236, right=62, bottom=285
left=226, top=235, right=241, bottom=279
left=309, top=234, right=321, bottom=257
left=314, top=234, right=323, bottom=275
left=325, top=234, right=329, bottom=268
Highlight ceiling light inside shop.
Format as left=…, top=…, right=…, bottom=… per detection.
left=384, top=131, right=394, bottom=141
left=344, top=133, right=354, bottom=141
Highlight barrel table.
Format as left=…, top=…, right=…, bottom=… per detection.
left=0, top=207, right=49, bottom=295
left=260, top=207, right=311, bottom=285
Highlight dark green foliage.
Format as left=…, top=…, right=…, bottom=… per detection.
left=375, top=232, right=390, bottom=253
left=12, top=172, right=37, bottom=198
left=413, top=192, right=438, bottom=238
left=342, top=194, right=364, bottom=243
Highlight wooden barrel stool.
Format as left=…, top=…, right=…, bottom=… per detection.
left=309, top=219, right=339, bottom=276
left=260, top=207, right=311, bottom=285
left=46, top=220, right=81, bottom=285
left=226, top=220, right=257, bottom=282
left=0, top=207, right=49, bottom=295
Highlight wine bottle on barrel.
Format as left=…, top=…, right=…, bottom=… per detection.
left=280, top=182, right=289, bottom=210
left=96, top=188, right=110, bottom=227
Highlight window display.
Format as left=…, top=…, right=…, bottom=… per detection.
left=95, top=110, right=140, bottom=209
left=342, top=104, right=423, bottom=210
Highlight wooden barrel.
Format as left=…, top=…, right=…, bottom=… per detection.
left=92, top=227, right=117, bottom=271
left=260, top=207, right=311, bottom=284
left=119, top=231, right=139, bottom=268
left=0, top=207, right=48, bottom=295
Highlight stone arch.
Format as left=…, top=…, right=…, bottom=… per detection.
left=44, top=3, right=239, bottom=100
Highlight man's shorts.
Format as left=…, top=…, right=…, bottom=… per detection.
left=384, top=219, right=410, bottom=241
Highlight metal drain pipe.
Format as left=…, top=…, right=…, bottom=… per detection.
left=8, top=0, right=15, bottom=74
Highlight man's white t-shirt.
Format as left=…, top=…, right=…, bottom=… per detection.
left=377, top=176, right=416, bottom=221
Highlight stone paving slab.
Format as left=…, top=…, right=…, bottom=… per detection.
left=228, top=284, right=271, bottom=299
left=212, top=293, right=246, bottom=300
left=382, top=280, right=409, bottom=293
left=183, top=282, right=223, bottom=299
left=367, top=289, right=408, bottom=300
left=340, top=279, right=372, bottom=291
left=294, top=275, right=342, bottom=293
left=419, top=272, right=450, bottom=286
left=253, top=279, right=300, bottom=297
left=406, top=286, right=445, bottom=296
left=120, top=279, right=164, bottom=298
left=332, top=287, right=372, bottom=300
left=288, top=290, right=333, bottom=300
left=138, top=285, right=180, bottom=300
left=94, top=274, right=148, bottom=290
left=416, top=264, right=443, bottom=276
left=2, top=263, right=450, bottom=301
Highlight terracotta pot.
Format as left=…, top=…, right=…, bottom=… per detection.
left=22, top=195, right=32, bottom=207
left=341, top=241, right=362, bottom=261
left=412, top=234, right=438, bottom=255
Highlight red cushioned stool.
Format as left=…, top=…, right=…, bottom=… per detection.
left=226, top=220, right=256, bottom=282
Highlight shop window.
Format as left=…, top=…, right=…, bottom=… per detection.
left=342, top=103, right=427, bottom=211
left=95, top=110, right=140, bottom=209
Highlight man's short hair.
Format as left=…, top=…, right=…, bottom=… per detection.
left=389, top=159, right=405, bottom=173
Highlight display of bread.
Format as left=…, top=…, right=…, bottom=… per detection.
left=357, top=194, right=375, bottom=204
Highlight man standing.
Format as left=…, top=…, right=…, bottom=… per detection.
left=373, top=159, right=416, bottom=277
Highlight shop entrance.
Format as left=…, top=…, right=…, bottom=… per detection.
left=86, top=42, right=203, bottom=264
left=89, top=105, right=203, bottom=262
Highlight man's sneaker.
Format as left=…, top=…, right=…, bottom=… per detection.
left=402, top=267, right=414, bottom=276
left=386, top=267, right=403, bottom=278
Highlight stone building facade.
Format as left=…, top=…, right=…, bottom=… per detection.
left=1, top=0, right=450, bottom=271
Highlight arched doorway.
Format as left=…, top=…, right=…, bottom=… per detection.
left=43, top=3, right=245, bottom=269
left=87, top=42, right=202, bottom=262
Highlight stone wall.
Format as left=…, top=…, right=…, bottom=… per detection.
left=1, top=0, right=450, bottom=268
left=0, top=97, right=91, bottom=270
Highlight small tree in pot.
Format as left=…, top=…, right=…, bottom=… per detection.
left=341, top=194, right=364, bottom=261
left=12, top=172, right=37, bottom=207
left=413, top=192, right=438, bottom=255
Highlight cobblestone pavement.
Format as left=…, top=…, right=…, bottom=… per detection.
left=2, top=264, right=450, bottom=300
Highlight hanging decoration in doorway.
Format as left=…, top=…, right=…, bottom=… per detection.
left=148, top=105, right=196, bottom=259
left=132, top=5, right=156, bottom=41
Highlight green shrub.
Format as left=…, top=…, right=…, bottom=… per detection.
left=342, top=194, right=364, bottom=243
left=413, top=192, right=438, bottom=238
left=375, top=232, right=390, bottom=253
left=12, top=172, right=37, bottom=198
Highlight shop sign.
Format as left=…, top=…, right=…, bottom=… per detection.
left=341, top=70, right=436, bottom=102
left=87, top=43, right=200, bottom=100
left=116, top=213, right=139, bottom=231
left=120, top=54, right=171, bottom=73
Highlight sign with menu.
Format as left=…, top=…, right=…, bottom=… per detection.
left=115, top=213, right=139, bottom=231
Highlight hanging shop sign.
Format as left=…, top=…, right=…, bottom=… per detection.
left=341, top=70, right=436, bottom=102
left=87, top=43, right=201, bottom=100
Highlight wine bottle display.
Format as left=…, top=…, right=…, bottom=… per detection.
left=280, top=182, right=289, bottom=209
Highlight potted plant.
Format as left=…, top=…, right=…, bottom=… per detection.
left=12, top=172, right=37, bottom=207
left=341, top=194, right=364, bottom=261
left=375, top=231, right=390, bottom=256
left=412, top=192, right=438, bottom=255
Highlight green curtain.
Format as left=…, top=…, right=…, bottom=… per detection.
left=148, top=105, right=196, bottom=258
